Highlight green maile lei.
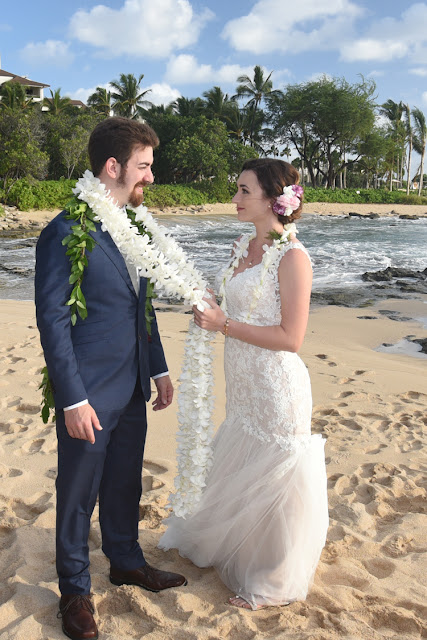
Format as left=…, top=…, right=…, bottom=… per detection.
left=40, top=196, right=156, bottom=424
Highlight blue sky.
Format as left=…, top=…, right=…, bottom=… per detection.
left=1, top=0, right=426, bottom=116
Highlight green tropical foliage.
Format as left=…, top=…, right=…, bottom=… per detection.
left=0, top=67, right=426, bottom=205
left=110, top=73, right=153, bottom=119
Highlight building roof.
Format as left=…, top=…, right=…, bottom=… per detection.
left=45, top=98, right=87, bottom=108
left=0, top=68, right=49, bottom=88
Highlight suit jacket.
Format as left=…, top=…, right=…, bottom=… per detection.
left=35, top=210, right=168, bottom=412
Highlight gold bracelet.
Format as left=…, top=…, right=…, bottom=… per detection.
left=222, top=318, right=230, bottom=336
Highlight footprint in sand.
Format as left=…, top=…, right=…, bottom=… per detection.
left=364, top=444, right=387, bottom=455
left=9, top=356, right=27, bottom=364
left=338, top=391, right=354, bottom=398
left=142, top=473, right=165, bottom=493
left=1, top=397, right=21, bottom=409
left=6, top=492, right=52, bottom=524
left=0, top=464, right=23, bottom=478
left=20, top=438, right=45, bottom=454
left=339, top=418, right=362, bottom=431
left=143, top=460, right=167, bottom=475
left=362, top=557, right=396, bottom=579
left=14, top=403, right=40, bottom=415
left=315, top=353, right=338, bottom=367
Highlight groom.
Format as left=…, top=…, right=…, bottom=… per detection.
left=35, top=117, right=186, bottom=640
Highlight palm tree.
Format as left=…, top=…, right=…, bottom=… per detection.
left=223, top=102, right=249, bottom=143
left=0, top=81, right=34, bottom=111
left=412, top=107, right=426, bottom=195
left=170, top=96, right=205, bottom=117
left=110, top=73, right=153, bottom=119
left=87, top=86, right=112, bottom=116
left=202, top=86, right=235, bottom=123
left=43, top=88, right=72, bottom=115
left=234, top=65, right=276, bottom=145
left=379, top=99, right=405, bottom=190
left=403, top=103, right=413, bottom=194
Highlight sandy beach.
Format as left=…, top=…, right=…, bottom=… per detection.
left=1, top=201, right=427, bottom=235
left=0, top=296, right=426, bottom=639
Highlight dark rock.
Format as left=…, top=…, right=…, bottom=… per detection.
left=0, top=264, right=34, bottom=276
left=378, top=309, right=412, bottom=322
left=362, top=267, right=427, bottom=282
left=368, top=213, right=380, bottom=219
left=399, top=214, right=419, bottom=220
left=413, top=337, right=427, bottom=354
left=357, top=316, right=378, bottom=319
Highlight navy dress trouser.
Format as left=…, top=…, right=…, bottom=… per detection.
left=55, top=380, right=147, bottom=595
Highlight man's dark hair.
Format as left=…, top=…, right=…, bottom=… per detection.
left=88, top=117, right=159, bottom=176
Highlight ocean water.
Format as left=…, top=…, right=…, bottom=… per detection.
left=0, top=213, right=426, bottom=304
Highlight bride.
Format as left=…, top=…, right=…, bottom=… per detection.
left=159, top=158, right=329, bottom=610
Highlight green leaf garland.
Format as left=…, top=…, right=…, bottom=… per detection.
left=40, top=197, right=156, bottom=423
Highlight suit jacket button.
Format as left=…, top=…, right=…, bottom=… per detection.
left=138, top=334, right=142, bottom=341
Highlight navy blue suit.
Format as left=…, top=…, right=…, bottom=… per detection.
left=35, top=210, right=168, bottom=594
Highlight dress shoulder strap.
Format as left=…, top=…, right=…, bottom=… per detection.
left=280, top=241, right=312, bottom=266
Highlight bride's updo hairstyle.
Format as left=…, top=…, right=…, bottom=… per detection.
left=241, top=158, right=303, bottom=224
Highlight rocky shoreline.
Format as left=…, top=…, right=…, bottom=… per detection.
left=1, top=201, right=427, bottom=236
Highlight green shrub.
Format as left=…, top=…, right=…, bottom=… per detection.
left=302, top=187, right=427, bottom=205
left=188, top=179, right=235, bottom=203
left=144, top=184, right=209, bottom=208
left=4, top=178, right=426, bottom=211
left=5, top=178, right=76, bottom=211
left=395, top=193, right=427, bottom=205
left=0, top=203, right=5, bottom=217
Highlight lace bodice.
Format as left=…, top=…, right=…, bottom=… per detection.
left=217, top=240, right=313, bottom=453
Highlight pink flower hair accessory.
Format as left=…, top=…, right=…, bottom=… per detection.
left=272, top=184, right=303, bottom=217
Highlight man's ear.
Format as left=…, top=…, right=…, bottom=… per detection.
left=105, top=157, right=120, bottom=180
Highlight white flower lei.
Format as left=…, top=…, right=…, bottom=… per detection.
left=73, top=171, right=215, bottom=518
left=219, top=223, right=297, bottom=318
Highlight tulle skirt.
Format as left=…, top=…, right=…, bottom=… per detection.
left=158, top=414, right=328, bottom=609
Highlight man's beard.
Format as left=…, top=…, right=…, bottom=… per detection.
left=117, top=168, right=146, bottom=207
left=128, top=183, right=145, bottom=207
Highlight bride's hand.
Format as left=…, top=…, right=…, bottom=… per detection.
left=193, top=289, right=227, bottom=333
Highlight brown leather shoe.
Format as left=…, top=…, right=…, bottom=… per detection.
left=110, top=563, right=187, bottom=592
left=58, top=594, right=98, bottom=640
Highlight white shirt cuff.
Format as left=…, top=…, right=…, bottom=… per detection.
left=64, top=399, right=89, bottom=411
left=152, top=371, right=169, bottom=379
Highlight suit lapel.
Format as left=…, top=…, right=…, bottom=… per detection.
left=92, top=225, right=137, bottom=297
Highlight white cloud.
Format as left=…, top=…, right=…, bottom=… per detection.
left=67, top=83, right=112, bottom=104
left=222, top=1, right=427, bottom=65
left=222, top=0, right=363, bottom=54
left=0, top=23, right=12, bottom=32
left=20, top=40, right=74, bottom=67
left=165, top=54, right=257, bottom=85
left=69, top=0, right=213, bottom=59
left=68, top=82, right=180, bottom=107
left=410, top=67, right=427, bottom=77
left=341, top=39, right=408, bottom=62
left=423, top=92, right=427, bottom=105
left=340, top=3, right=427, bottom=62
left=146, top=83, right=181, bottom=106
left=367, top=70, right=385, bottom=78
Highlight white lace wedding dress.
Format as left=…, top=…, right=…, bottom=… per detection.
left=159, top=241, right=329, bottom=609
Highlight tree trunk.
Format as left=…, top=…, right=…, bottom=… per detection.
left=418, top=150, right=425, bottom=195
left=406, top=138, right=413, bottom=195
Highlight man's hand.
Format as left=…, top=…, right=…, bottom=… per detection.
left=64, top=404, right=102, bottom=444
left=152, top=375, right=174, bottom=411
